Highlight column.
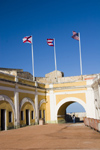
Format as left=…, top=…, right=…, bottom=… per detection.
left=35, top=82, right=39, bottom=124
left=49, top=84, right=56, bottom=123
left=14, top=77, right=20, bottom=128
left=86, top=80, right=95, bottom=118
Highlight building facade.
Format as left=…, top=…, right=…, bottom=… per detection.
left=0, top=68, right=100, bottom=130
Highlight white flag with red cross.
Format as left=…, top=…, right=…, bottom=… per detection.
left=22, top=36, right=32, bottom=43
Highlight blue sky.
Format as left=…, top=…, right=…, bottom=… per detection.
left=67, top=102, right=85, bottom=113
left=0, top=0, right=100, bottom=112
left=0, top=0, right=100, bottom=78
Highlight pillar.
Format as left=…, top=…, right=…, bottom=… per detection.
left=49, top=84, right=57, bottom=123
left=86, top=80, right=95, bottom=118
left=14, top=77, right=20, bottom=128
left=35, top=82, right=39, bottom=124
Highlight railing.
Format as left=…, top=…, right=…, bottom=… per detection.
left=84, top=117, right=100, bottom=132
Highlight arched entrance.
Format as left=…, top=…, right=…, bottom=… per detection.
left=66, top=102, right=86, bottom=123
left=0, top=95, right=15, bottom=130
left=56, top=97, right=86, bottom=123
left=39, top=99, right=46, bottom=122
left=19, top=97, right=35, bottom=126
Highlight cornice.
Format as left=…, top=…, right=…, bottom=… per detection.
left=46, top=85, right=88, bottom=91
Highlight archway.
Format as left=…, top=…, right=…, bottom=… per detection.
left=19, top=97, right=35, bottom=126
left=56, top=97, right=86, bottom=123
left=0, top=95, right=15, bottom=130
left=39, top=99, right=46, bottom=122
left=66, top=102, right=86, bottom=123
left=19, top=97, right=35, bottom=112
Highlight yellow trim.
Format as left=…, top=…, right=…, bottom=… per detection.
left=0, top=73, right=15, bottom=82
left=19, top=93, right=35, bottom=104
left=45, top=84, right=50, bottom=88
left=53, top=81, right=87, bottom=88
left=0, top=90, right=14, bottom=103
left=37, top=89, right=46, bottom=93
left=18, top=78, right=35, bottom=86
left=38, top=83, right=45, bottom=88
left=38, top=95, right=46, bottom=103
left=56, top=93, right=86, bottom=105
left=18, top=86, right=35, bottom=92
left=54, top=88, right=87, bottom=93
left=0, top=82, right=15, bottom=88
left=45, top=96, right=50, bottom=121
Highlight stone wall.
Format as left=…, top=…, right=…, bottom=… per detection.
left=36, top=74, right=98, bottom=83
left=0, top=68, right=33, bottom=80
left=45, top=70, right=64, bottom=78
left=0, top=68, right=99, bottom=84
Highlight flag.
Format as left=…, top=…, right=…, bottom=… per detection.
left=23, top=36, right=32, bottom=43
left=47, top=39, right=54, bottom=46
left=72, top=31, right=79, bottom=41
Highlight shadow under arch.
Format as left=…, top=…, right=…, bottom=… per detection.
left=56, top=97, right=86, bottom=123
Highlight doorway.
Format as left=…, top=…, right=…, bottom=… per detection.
left=26, top=109, right=30, bottom=125
left=57, top=100, right=86, bottom=123
left=1, top=109, right=6, bottom=130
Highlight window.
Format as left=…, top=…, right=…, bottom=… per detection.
left=31, top=111, right=34, bottom=119
left=21, top=111, right=24, bottom=120
left=9, top=111, right=12, bottom=123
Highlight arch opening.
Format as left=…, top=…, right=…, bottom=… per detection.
left=20, top=97, right=35, bottom=127
left=66, top=102, right=86, bottom=123
left=56, top=97, right=86, bottom=124
left=0, top=95, right=15, bottom=130
left=39, top=99, right=46, bottom=123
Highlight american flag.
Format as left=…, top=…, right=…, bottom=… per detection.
left=23, top=36, right=32, bottom=43
left=47, top=39, right=54, bottom=46
left=72, top=31, right=79, bottom=41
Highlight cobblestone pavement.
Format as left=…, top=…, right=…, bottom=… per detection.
left=0, top=123, right=100, bottom=150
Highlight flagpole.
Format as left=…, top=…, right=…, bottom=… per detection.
left=53, top=38, right=58, bottom=82
left=31, top=40, right=35, bottom=81
left=78, top=32, right=82, bottom=77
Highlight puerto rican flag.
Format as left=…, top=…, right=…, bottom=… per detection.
left=23, top=36, right=32, bottom=43
left=72, top=31, right=79, bottom=41
left=47, top=39, right=54, bottom=46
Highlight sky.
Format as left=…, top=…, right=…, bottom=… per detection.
left=0, top=0, right=100, bottom=112
left=67, top=102, right=85, bottom=113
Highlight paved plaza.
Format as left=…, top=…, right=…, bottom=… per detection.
left=0, top=123, right=100, bottom=150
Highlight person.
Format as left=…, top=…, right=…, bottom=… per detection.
left=72, top=114, right=75, bottom=123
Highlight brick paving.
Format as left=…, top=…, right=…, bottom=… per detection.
left=0, top=123, right=100, bottom=150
